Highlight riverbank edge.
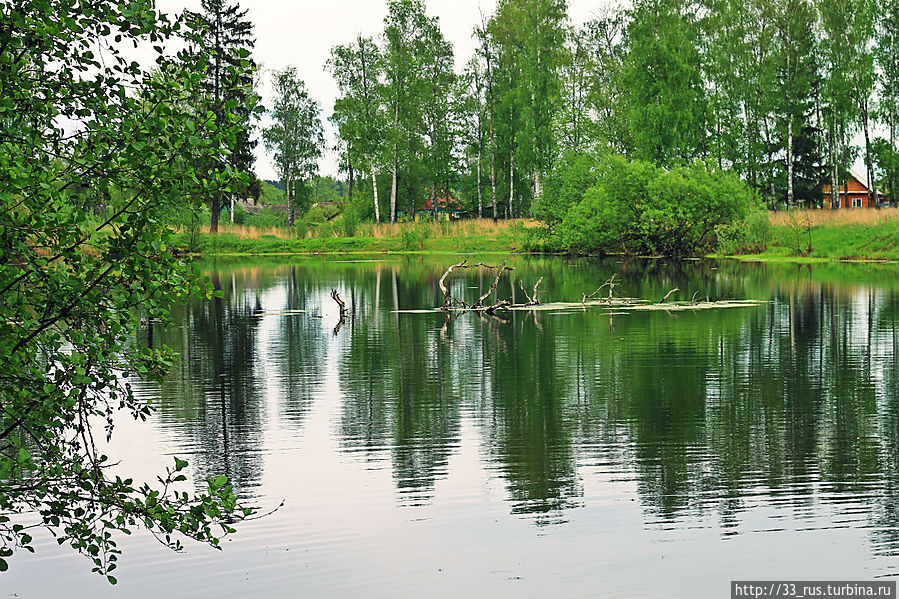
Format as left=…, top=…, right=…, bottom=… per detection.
left=175, top=220, right=899, bottom=263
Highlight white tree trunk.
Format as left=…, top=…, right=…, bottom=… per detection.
left=787, top=118, right=794, bottom=208
left=286, top=175, right=293, bottom=227
left=230, top=195, right=234, bottom=223
left=390, top=165, right=397, bottom=224
left=371, top=163, right=380, bottom=224
left=477, top=150, right=482, bottom=218
left=508, top=150, right=514, bottom=219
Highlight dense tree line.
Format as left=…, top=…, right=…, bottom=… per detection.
left=327, top=0, right=899, bottom=222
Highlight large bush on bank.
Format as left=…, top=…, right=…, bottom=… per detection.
left=533, top=150, right=602, bottom=230
left=554, top=156, right=759, bottom=256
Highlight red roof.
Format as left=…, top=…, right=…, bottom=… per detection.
left=423, top=194, right=465, bottom=211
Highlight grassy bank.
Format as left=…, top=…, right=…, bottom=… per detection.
left=175, top=218, right=531, bottom=255
left=176, top=208, right=899, bottom=262
left=741, top=208, right=899, bottom=261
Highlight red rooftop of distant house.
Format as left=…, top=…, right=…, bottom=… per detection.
left=424, top=195, right=465, bottom=211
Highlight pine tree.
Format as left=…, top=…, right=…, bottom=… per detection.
left=187, top=0, right=259, bottom=232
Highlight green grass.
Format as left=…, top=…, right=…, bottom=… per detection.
left=741, top=219, right=899, bottom=261
left=172, top=230, right=525, bottom=256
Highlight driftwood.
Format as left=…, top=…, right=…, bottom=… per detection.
left=582, top=274, right=618, bottom=305
left=330, top=289, right=347, bottom=317
left=474, top=260, right=513, bottom=307
left=419, top=260, right=764, bottom=329
left=519, top=277, right=543, bottom=306
left=331, top=289, right=347, bottom=335
left=438, top=258, right=516, bottom=312
left=659, top=287, right=679, bottom=303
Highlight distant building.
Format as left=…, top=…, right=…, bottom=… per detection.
left=414, top=194, right=468, bottom=221
left=822, top=170, right=880, bottom=208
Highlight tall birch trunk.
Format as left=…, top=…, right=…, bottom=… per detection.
left=861, top=98, right=876, bottom=207
left=477, top=153, right=483, bottom=218
left=787, top=118, right=794, bottom=208
left=287, top=176, right=294, bottom=227
left=371, top=163, right=380, bottom=223
left=830, top=110, right=838, bottom=210
left=508, top=148, right=514, bottom=219
left=483, top=29, right=497, bottom=223
left=390, top=165, right=397, bottom=224
left=390, top=100, right=398, bottom=224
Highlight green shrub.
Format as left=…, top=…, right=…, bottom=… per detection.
left=244, top=206, right=287, bottom=229
left=339, top=206, right=359, bottom=237
left=231, top=203, right=247, bottom=225
left=716, top=209, right=771, bottom=254
left=294, top=219, right=309, bottom=239
left=399, top=224, right=431, bottom=250
left=533, top=150, right=602, bottom=230
left=554, top=156, right=759, bottom=256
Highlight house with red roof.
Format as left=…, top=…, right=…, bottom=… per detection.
left=822, top=169, right=881, bottom=208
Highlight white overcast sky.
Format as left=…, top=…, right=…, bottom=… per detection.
left=155, top=0, right=603, bottom=181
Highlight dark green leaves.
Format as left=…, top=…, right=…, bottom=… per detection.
left=0, top=0, right=250, bottom=582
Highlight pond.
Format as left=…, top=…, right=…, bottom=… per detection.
left=6, top=255, right=899, bottom=597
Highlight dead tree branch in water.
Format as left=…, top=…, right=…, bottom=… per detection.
left=659, top=288, right=679, bottom=303
left=438, top=258, right=516, bottom=312
left=474, top=260, right=513, bottom=308
left=331, top=289, right=347, bottom=335
left=519, top=277, right=543, bottom=306
left=330, top=289, right=347, bottom=317
left=583, top=274, right=618, bottom=305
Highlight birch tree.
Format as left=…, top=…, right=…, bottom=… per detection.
left=328, top=36, right=386, bottom=222
left=263, top=67, right=324, bottom=226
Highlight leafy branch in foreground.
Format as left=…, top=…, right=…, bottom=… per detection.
left=0, top=0, right=253, bottom=580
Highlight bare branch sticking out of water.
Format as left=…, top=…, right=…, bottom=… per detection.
left=438, top=258, right=516, bottom=311
left=474, top=260, right=514, bottom=308
left=659, top=288, right=679, bottom=303
left=331, top=289, right=347, bottom=335
left=583, top=274, right=618, bottom=305
left=519, top=277, right=544, bottom=306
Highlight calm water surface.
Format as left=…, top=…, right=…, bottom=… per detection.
left=6, top=256, right=899, bottom=597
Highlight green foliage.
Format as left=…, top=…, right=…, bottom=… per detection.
left=263, top=67, right=324, bottom=225
left=554, top=156, right=758, bottom=256
left=624, top=0, right=707, bottom=166
left=715, top=210, right=773, bottom=254
left=339, top=207, right=360, bottom=238
left=184, top=0, right=260, bottom=231
left=399, top=224, right=432, bottom=250
left=533, top=150, right=602, bottom=230
left=245, top=207, right=288, bottom=229
left=775, top=210, right=815, bottom=256
left=259, top=181, right=287, bottom=205
left=0, top=0, right=249, bottom=577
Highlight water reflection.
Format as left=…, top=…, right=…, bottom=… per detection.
left=147, top=257, right=899, bottom=556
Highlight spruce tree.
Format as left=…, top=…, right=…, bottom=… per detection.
left=187, top=0, right=259, bottom=232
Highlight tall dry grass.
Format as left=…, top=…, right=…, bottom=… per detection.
left=769, top=207, right=899, bottom=227
left=216, top=223, right=293, bottom=239
left=352, top=217, right=534, bottom=239
left=199, top=218, right=534, bottom=240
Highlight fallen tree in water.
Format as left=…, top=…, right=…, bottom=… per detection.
left=409, top=259, right=767, bottom=320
